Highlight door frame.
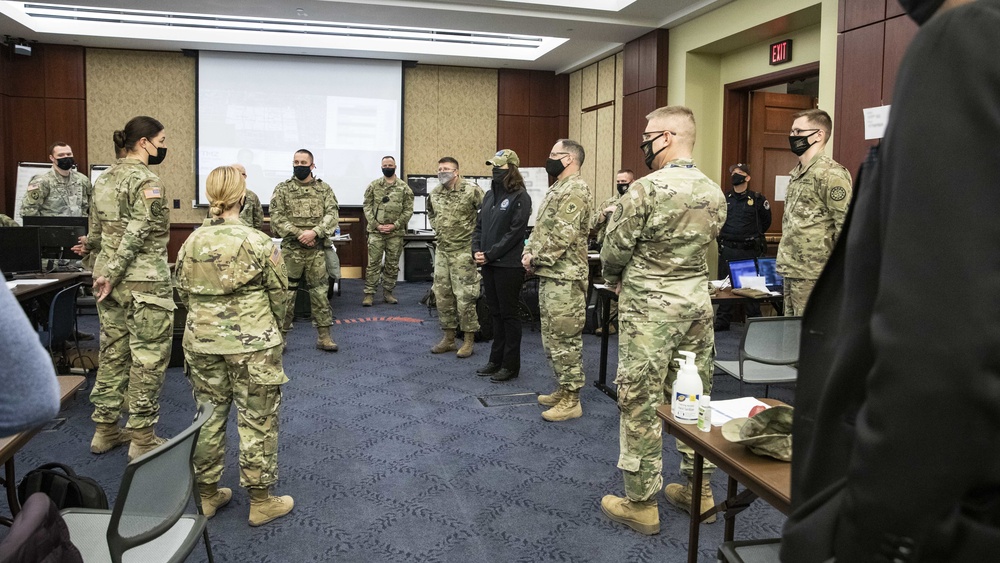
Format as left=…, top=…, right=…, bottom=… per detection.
left=721, top=62, right=820, bottom=184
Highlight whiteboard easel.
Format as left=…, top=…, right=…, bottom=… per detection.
left=13, top=162, right=52, bottom=224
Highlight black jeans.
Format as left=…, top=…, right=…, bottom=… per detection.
left=716, top=243, right=762, bottom=326
left=482, top=265, right=523, bottom=373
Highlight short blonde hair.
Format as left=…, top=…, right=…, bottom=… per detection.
left=206, top=165, right=246, bottom=217
left=646, top=105, right=697, bottom=147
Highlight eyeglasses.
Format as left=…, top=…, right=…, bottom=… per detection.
left=641, top=130, right=675, bottom=142
left=789, top=128, right=820, bottom=136
left=548, top=151, right=570, bottom=159
left=437, top=168, right=457, bottom=173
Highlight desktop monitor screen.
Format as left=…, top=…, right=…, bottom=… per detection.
left=21, top=216, right=87, bottom=257
left=728, top=259, right=758, bottom=289
left=757, top=257, right=783, bottom=288
left=0, top=227, right=42, bottom=276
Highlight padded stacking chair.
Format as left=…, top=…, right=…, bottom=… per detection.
left=717, top=538, right=782, bottom=562
left=714, top=316, right=801, bottom=396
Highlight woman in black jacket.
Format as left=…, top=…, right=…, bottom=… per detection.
left=472, top=149, right=532, bottom=382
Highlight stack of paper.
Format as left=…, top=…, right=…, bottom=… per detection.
left=710, top=397, right=770, bottom=427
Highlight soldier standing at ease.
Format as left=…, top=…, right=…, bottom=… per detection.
left=232, top=163, right=264, bottom=230
left=599, top=106, right=726, bottom=535
left=591, top=168, right=635, bottom=336
left=428, top=157, right=484, bottom=358
left=524, top=139, right=593, bottom=422
left=21, top=142, right=92, bottom=218
left=362, top=156, right=413, bottom=306
left=175, top=165, right=293, bottom=527
left=776, top=108, right=852, bottom=316
left=80, top=116, right=175, bottom=461
left=269, top=149, right=340, bottom=352
left=714, top=163, right=771, bottom=331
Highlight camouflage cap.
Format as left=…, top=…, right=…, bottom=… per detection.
left=487, top=149, right=520, bottom=168
left=721, top=405, right=793, bottom=462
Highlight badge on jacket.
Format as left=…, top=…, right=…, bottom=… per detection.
left=500, top=198, right=509, bottom=210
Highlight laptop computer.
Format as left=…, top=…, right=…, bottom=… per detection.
left=728, top=257, right=783, bottom=292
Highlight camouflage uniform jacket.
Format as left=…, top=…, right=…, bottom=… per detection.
left=0, top=214, right=17, bottom=227
left=174, top=218, right=289, bottom=356
left=525, top=173, right=593, bottom=281
left=601, top=158, right=726, bottom=321
left=239, top=188, right=265, bottom=230
left=21, top=168, right=92, bottom=217
left=363, top=177, right=414, bottom=234
left=86, top=158, right=170, bottom=286
left=427, top=178, right=484, bottom=254
left=776, top=153, right=853, bottom=280
left=592, top=193, right=620, bottom=244
left=269, top=177, right=339, bottom=249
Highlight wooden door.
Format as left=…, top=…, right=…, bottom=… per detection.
left=748, top=92, right=815, bottom=235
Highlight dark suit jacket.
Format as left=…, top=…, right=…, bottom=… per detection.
left=781, top=2, right=1000, bottom=561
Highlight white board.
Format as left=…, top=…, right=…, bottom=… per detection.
left=521, top=167, right=550, bottom=227
left=13, top=162, right=53, bottom=224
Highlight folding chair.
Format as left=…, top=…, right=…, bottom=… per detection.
left=717, top=538, right=782, bottom=562
left=714, top=316, right=801, bottom=396
left=61, top=403, right=215, bottom=563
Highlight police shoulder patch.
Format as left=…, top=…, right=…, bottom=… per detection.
left=830, top=186, right=847, bottom=201
left=763, top=199, right=770, bottom=210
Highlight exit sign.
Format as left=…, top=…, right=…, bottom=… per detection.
left=770, top=39, right=792, bottom=65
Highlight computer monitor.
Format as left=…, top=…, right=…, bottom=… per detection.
left=21, top=216, right=87, bottom=259
left=0, top=227, right=43, bottom=276
left=407, top=176, right=428, bottom=196
left=757, top=257, right=783, bottom=289
left=727, top=259, right=758, bottom=289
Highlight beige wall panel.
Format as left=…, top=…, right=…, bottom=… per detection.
left=595, top=106, right=615, bottom=206
left=568, top=70, right=582, bottom=142
left=434, top=66, right=497, bottom=177
left=614, top=51, right=624, bottom=177
left=597, top=56, right=616, bottom=105
left=581, top=63, right=598, bottom=109
left=403, top=65, right=441, bottom=177
left=86, top=48, right=201, bottom=223
left=579, top=110, right=598, bottom=207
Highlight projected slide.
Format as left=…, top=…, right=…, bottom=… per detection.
left=198, top=52, right=403, bottom=207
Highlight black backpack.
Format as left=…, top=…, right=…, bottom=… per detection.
left=17, top=463, right=109, bottom=510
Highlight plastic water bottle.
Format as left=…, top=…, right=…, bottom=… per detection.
left=334, top=226, right=341, bottom=238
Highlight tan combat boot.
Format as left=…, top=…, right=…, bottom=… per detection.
left=249, top=487, right=294, bottom=527
left=456, top=333, right=475, bottom=358
left=383, top=290, right=398, bottom=304
left=664, top=480, right=716, bottom=523
left=431, top=330, right=457, bottom=354
left=90, top=423, right=132, bottom=454
left=362, top=293, right=374, bottom=307
left=198, top=483, right=233, bottom=519
left=600, top=495, right=660, bottom=535
left=316, top=326, right=339, bottom=352
left=537, top=387, right=568, bottom=407
left=541, top=390, right=582, bottom=422
left=128, top=427, right=167, bottom=461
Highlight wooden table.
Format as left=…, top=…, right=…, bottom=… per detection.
left=657, top=398, right=791, bottom=563
left=9, top=271, right=91, bottom=303
left=712, top=288, right=784, bottom=315
left=0, top=375, right=86, bottom=525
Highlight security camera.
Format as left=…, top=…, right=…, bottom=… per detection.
left=14, top=43, right=31, bottom=56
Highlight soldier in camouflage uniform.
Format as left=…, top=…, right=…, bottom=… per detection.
left=599, top=106, right=726, bottom=535
left=591, top=169, right=634, bottom=336
left=20, top=142, right=92, bottom=218
left=525, top=139, right=593, bottom=422
left=362, top=156, right=413, bottom=306
left=269, top=149, right=340, bottom=352
left=0, top=214, right=17, bottom=227
left=232, top=164, right=264, bottom=230
left=81, top=117, right=174, bottom=462
left=777, top=109, right=853, bottom=316
left=175, top=165, right=294, bottom=527
left=428, top=157, right=484, bottom=358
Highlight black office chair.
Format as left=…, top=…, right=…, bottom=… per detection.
left=42, top=282, right=84, bottom=374
left=0, top=492, right=83, bottom=563
left=61, top=403, right=216, bottom=563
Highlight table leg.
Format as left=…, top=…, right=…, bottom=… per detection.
left=725, top=476, right=737, bottom=541
left=595, top=293, right=616, bottom=400
left=4, top=459, right=20, bottom=518
left=688, top=452, right=704, bottom=563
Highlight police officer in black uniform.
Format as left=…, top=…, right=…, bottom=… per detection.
left=714, top=163, right=771, bottom=331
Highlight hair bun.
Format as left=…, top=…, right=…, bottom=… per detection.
left=112, top=130, right=126, bottom=148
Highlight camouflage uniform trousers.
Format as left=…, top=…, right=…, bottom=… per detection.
left=432, top=248, right=480, bottom=332
left=615, top=317, right=716, bottom=501
left=282, top=244, right=332, bottom=329
left=539, top=277, right=587, bottom=391
left=364, top=233, right=404, bottom=294
left=185, top=346, right=284, bottom=488
left=91, top=281, right=174, bottom=429
left=783, top=277, right=816, bottom=317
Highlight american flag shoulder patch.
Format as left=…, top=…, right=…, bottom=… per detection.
left=269, top=245, right=281, bottom=265
left=143, top=187, right=161, bottom=199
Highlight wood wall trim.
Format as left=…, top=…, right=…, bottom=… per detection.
left=581, top=100, right=614, bottom=113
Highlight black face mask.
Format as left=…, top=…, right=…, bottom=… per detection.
left=788, top=134, right=816, bottom=157
left=55, top=157, right=75, bottom=171
left=492, top=168, right=509, bottom=185
left=293, top=165, right=311, bottom=181
left=544, top=158, right=566, bottom=177
left=731, top=174, right=747, bottom=187
left=898, top=0, right=946, bottom=24
left=145, top=145, right=167, bottom=166
left=382, top=167, right=396, bottom=178
left=640, top=135, right=666, bottom=170
left=616, top=183, right=629, bottom=196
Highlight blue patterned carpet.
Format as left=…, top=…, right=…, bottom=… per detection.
left=5, top=279, right=791, bottom=562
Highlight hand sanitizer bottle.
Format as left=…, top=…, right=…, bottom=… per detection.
left=672, top=351, right=702, bottom=425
